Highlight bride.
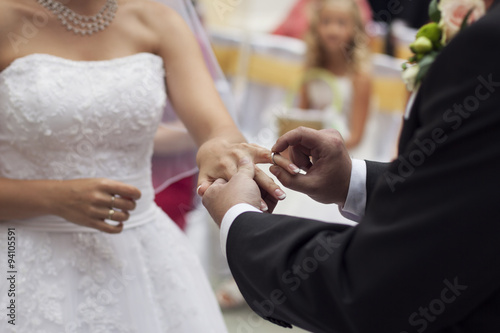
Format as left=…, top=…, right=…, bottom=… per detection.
left=0, top=0, right=289, bottom=331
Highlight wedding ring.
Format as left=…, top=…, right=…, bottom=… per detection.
left=271, top=152, right=279, bottom=165
left=110, top=195, right=115, bottom=208
left=108, top=209, right=115, bottom=220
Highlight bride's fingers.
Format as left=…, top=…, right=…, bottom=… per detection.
left=90, top=206, right=131, bottom=224
left=109, top=196, right=136, bottom=212
left=254, top=166, right=287, bottom=201
left=97, top=221, right=124, bottom=234
left=81, top=217, right=124, bottom=234
left=269, top=165, right=310, bottom=195
left=197, top=180, right=215, bottom=197
left=260, top=186, right=278, bottom=213
left=245, top=143, right=274, bottom=164
left=270, top=152, right=302, bottom=175
left=101, top=180, right=142, bottom=201
left=244, top=143, right=295, bottom=172
left=247, top=142, right=302, bottom=175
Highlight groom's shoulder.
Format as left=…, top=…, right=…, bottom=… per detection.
left=437, top=7, right=500, bottom=65
left=460, top=5, right=500, bottom=42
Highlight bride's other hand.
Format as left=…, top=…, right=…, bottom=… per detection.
left=51, top=178, right=141, bottom=234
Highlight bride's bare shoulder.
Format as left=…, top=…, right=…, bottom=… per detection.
left=0, top=0, right=38, bottom=30
left=0, top=0, right=36, bottom=16
left=0, top=1, right=35, bottom=50
left=120, top=0, right=193, bottom=52
left=122, top=0, right=188, bottom=30
left=122, top=0, right=179, bottom=16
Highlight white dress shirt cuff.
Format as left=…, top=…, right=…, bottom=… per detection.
left=339, top=159, right=367, bottom=222
left=220, top=203, right=262, bottom=258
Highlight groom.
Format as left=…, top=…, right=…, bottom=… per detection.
left=202, top=0, right=500, bottom=332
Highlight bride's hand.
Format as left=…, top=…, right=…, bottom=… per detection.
left=196, top=139, right=298, bottom=210
left=50, top=178, right=141, bottom=233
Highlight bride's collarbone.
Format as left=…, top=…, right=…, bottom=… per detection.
left=0, top=34, right=156, bottom=70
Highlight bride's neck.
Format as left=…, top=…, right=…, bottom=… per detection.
left=61, top=0, right=111, bottom=15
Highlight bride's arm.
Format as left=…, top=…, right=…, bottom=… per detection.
left=0, top=178, right=55, bottom=221
left=0, top=177, right=141, bottom=233
left=153, top=122, right=196, bottom=156
left=148, top=5, right=293, bottom=202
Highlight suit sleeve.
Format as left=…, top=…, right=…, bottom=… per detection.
left=365, top=160, right=389, bottom=206
left=227, top=10, right=500, bottom=333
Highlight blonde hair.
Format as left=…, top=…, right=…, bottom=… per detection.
left=304, top=0, right=370, bottom=74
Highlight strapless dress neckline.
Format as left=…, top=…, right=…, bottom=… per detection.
left=0, top=52, right=163, bottom=77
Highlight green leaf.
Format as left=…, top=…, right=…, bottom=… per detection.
left=429, top=0, right=441, bottom=23
left=460, top=8, right=475, bottom=31
left=408, top=55, right=418, bottom=63
left=415, top=51, right=439, bottom=84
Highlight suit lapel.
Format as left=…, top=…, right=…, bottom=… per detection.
left=398, top=88, right=422, bottom=154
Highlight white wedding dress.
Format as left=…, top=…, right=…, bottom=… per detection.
left=0, top=53, right=228, bottom=333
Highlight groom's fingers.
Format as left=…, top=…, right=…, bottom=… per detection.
left=289, top=146, right=313, bottom=171
left=272, top=127, right=321, bottom=152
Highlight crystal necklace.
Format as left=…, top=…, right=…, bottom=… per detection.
left=37, top=0, right=118, bottom=36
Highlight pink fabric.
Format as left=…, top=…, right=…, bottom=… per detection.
left=273, top=0, right=311, bottom=39
left=272, top=0, right=373, bottom=39
left=154, top=174, right=197, bottom=231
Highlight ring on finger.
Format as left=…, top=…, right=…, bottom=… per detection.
left=110, top=195, right=116, bottom=208
left=271, top=152, right=280, bottom=165
left=108, top=209, right=115, bottom=220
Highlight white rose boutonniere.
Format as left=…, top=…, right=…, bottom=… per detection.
left=401, top=0, right=486, bottom=92
left=402, top=64, right=420, bottom=92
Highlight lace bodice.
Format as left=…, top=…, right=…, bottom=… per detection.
left=0, top=53, right=167, bottom=230
left=0, top=53, right=166, bottom=180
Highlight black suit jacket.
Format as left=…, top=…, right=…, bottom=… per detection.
left=226, top=2, right=500, bottom=333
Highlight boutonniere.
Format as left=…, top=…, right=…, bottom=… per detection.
left=402, top=0, right=486, bottom=91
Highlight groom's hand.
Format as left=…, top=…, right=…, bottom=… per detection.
left=202, top=159, right=272, bottom=227
left=270, top=127, right=352, bottom=205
